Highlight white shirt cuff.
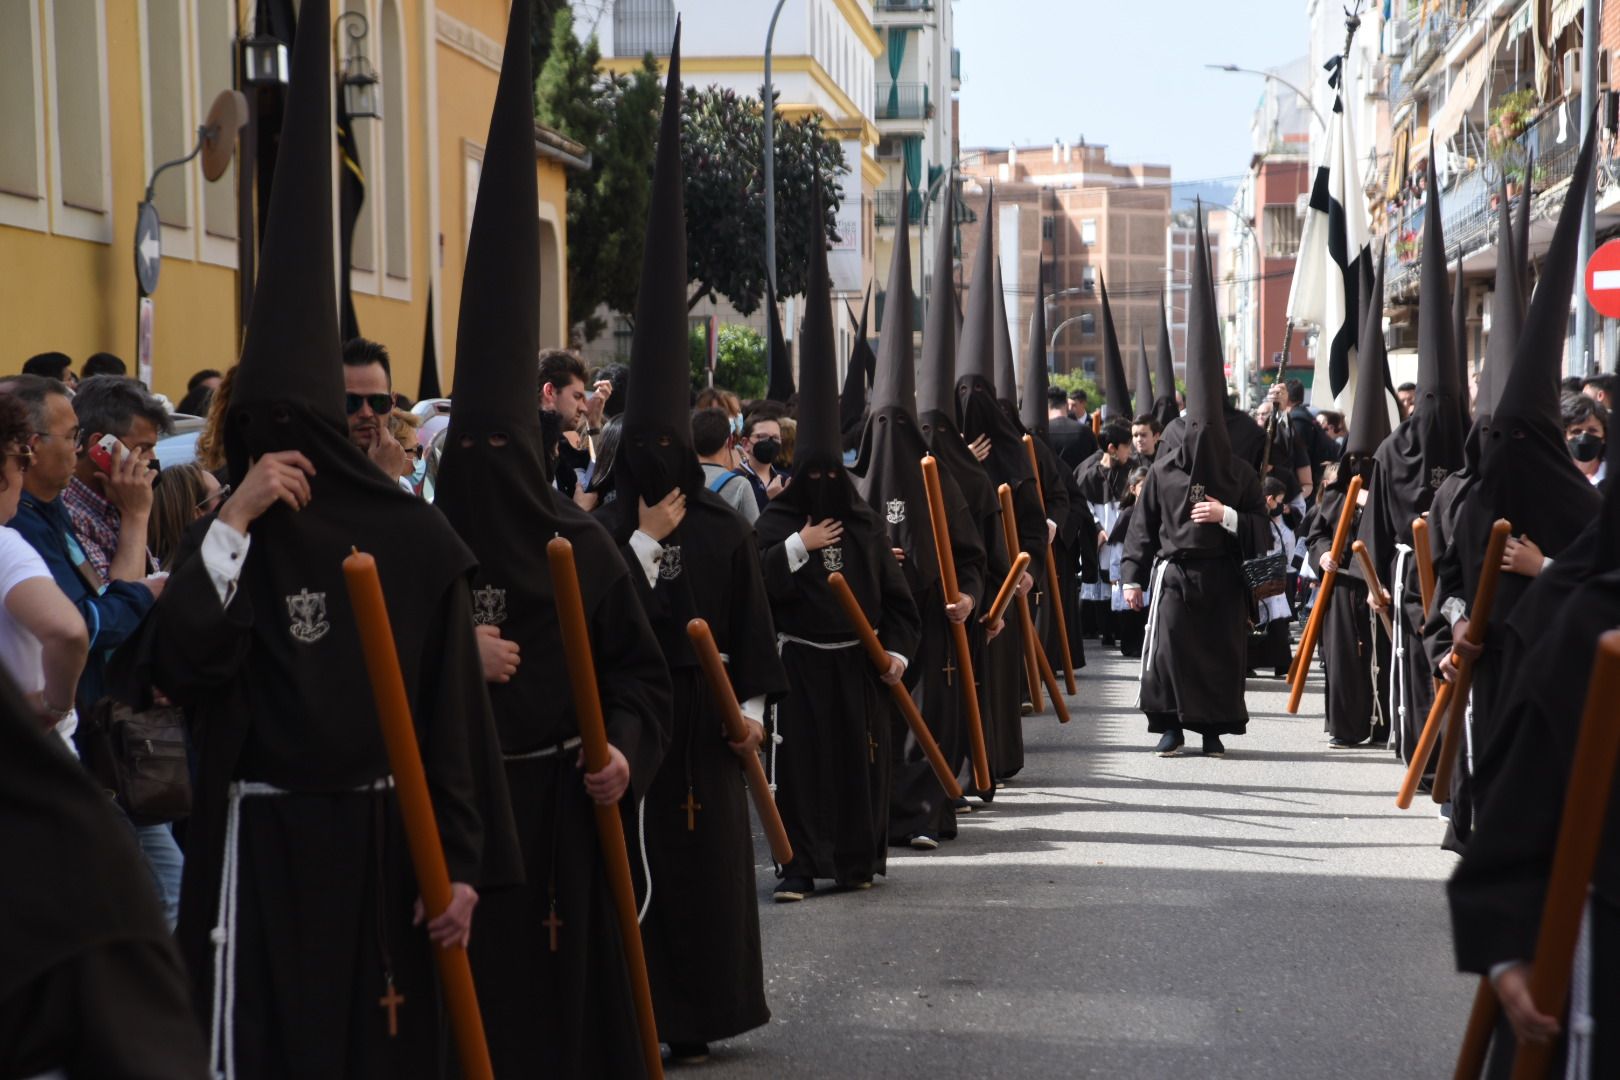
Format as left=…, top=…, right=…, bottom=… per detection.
left=785, top=532, right=810, bottom=572
left=202, top=519, right=251, bottom=608
left=1220, top=505, right=1238, bottom=534
left=628, top=530, right=664, bottom=589
left=1541, top=555, right=1554, bottom=572
left=1488, top=960, right=1522, bottom=989
left=1441, top=596, right=1467, bottom=628
left=885, top=650, right=909, bottom=673
left=740, top=694, right=767, bottom=725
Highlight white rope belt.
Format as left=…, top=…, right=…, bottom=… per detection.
left=776, top=632, right=860, bottom=652
left=1134, top=560, right=1167, bottom=709
left=210, top=776, right=395, bottom=1080
left=1390, top=546, right=1411, bottom=753
left=503, top=736, right=582, bottom=762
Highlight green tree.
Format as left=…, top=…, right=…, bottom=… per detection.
left=528, top=0, right=570, bottom=76
left=535, top=10, right=660, bottom=342
left=1050, top=370, right=1101, bottom=407
left=690, top=323, right=767, bottom=399
left=681, top=87, right=846, bottom=315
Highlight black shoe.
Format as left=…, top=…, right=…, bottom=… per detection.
left=950, top=796, right=973, bottom=814
left=668, top=1042, right=710, bottom=1065
left=1202, top=735, right=1226, bottom=757
left=1272, top=668, right=1289, bottom=679
left=773, top=876, right=814, bottom=902
left=1153, top=729, right=1184, bottom=757
left=1327, top=737, right=1361, bottom=749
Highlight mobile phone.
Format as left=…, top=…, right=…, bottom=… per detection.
left=88, top=434, right=124, bottom=473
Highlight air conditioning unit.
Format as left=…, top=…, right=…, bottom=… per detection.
left=1387, top=17, right=1412, bottom=58
left=1564, top=50, right=1581, bottom=93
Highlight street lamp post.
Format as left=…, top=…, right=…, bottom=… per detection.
left=1205, top=63, right=1329, bottom=133
left=761, top=0, right=791, bottom=293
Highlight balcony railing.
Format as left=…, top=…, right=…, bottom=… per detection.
left=873, top=0, right=933, bottom=12
left=874, top=190, right=901, bottom=227
left=877, top=82, right=931, bottom=121
left=1383, top=97, right=1585, bottom=297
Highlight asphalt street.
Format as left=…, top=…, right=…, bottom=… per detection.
left=700, top=646, right=1475, bottom=1078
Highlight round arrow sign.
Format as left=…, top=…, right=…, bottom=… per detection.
left=134, top=201, right=162, bottom=296
left=1585, top=238, right=1620, bottom=319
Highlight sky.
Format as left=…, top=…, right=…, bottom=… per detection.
left=954, top=0, right=1314, bottom=202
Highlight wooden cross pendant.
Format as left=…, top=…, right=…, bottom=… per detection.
left=543, top=904, right=563, bottom=953
left=379, top=976, right=405, bottom=1038
left=681, top=788, right=702, bottom=831
left=943, top=654, right=957, bottom=687
left=868, top=731, right=878, bottom=764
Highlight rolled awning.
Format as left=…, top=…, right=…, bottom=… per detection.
left=1429, top=20, right=1512, bottom=149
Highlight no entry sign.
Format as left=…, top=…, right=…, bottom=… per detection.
left=1585, top=239, right=1620, bottom=318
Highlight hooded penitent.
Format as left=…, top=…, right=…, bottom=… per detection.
left=1453, top=256, right=1471, bottom=432
left=854, top=179, right=940, bottom=586
left=435, top=0, right=634, bottom=740
left=766, top=281, right=795, bottom=403
left=840, top=289, right=874, bottom=452
left=991, top=255, right=1027, bottom=434
left=919, top=183, right=1000, bottom=524
left=1465, top=115, right=1602, bottom=572
left=1343, top=242, right=1394, bottom=469
left=222, top=0, right=475, bottom=758
left=955, top=184, right=1034, bottom=485
left=1378, top=152, right=1465, bottom=519
left=616, top=32, right=705, bottom=514
left=1134, top=329, right=1154, bottom=421
left=1514, top=151, right=1534, bottom=305
left=1153, top=296, right=1179, bottom=429
left=1020, top=261, right=1051, bottom=439
left=1099, top=274, right=1132, bottom=421
left=1173, top=205, right=1239, bottom=502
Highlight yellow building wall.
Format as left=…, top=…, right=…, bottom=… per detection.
left=0, top=0, right=240, bottom=403
left=0, top=0, right=569, bottom=404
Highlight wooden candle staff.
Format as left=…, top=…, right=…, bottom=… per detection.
left=998, top=484, right=1070, bottom=724
left=1431, top=520, right=1513, bottom=804
left=1023, top=435, right=1078, bottom=694
left=685, top=619, right=793, bottom=864
left=919, top=456, right=992, bottom=793
left=1287, top=475, right=1362, bottom=713
left=1351, top=540, right=1395, bottom=638
left=982, top=552, right=1031, bottom=629
left=1411, top=516, right=1436, bottom=619
left=544, top=538, right=664, bottom=1080
left=341, top=550, right=494, bottom=1080
left=825, top=572, right=963, bottom=800
left=1395, top=519, right=1510, bottom=810
left=1452, top=631, right=1620, bottom=1080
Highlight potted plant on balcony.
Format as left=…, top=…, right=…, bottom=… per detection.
left=1487, top=88, right=1538, bottom=196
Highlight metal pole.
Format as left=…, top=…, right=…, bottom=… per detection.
left=762, top=0, right=790, bottom=294
left=1576, top=0, right=1600, bottom=375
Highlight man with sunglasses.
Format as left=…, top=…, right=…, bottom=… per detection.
left=342, top=337, right=411, bottom=485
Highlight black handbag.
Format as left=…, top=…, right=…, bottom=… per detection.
left=81, top=698, right=191, bottom=826
left=1242, top=550, right=1288, bottom=601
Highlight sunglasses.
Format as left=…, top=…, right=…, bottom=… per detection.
left=196, top=483, right=232, bottom=513
left=344, top=393, right=393, bottom=416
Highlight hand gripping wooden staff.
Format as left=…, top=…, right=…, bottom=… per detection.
left=825, top=571, right=963, bottom=800
left=684, top=619, right=793, bottom=864
left=544, top=538, right=664, bottom=1080
left=1430, top=519, right=1514, bottom=805
left=1023, top=435, right=1078, bottom=694
left=1287, top=474, right=1362, bottom=713
left=1395, top=519, right=1511, bottom=810
left=341, top=551, right=493, bottom=1080
left=1351, top=540, right=1395, bottom=638
left=1411, top=517, right=1437, bottom=619
left=982, top=552, right=1032, bottom=629
left=997, top=483, right=1071, bottom=724
left=919, top=456, right=992, bottom=793
left=1452, top=630, right=1620, bottom=1080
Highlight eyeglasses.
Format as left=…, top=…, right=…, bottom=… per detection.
left=195, top=483, right=232, bottom=513
left=344, top=393, right=393, bottom=416
left=4, top=445, right=33, bottom=468
left=33, top=425, right=81, bottom=443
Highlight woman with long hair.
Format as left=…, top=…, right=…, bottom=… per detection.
left=147, top=463, right=225, bottom=571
